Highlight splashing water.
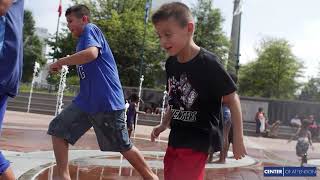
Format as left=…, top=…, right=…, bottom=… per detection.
left=133, top=75, right=144, bottom=139
left=158, top=90, right=167, bottom=141
left=55, top=65, right=69, bottom=116
left=27, top=62, right=40, bottom=113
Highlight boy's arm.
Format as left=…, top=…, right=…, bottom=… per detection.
left=49, top=46, right=99, bottom=71
left=308, top=131, right=313, bottom=147
left=150, top=105, right=172, bottom=142
left=223, top=92, right=247, bottom=160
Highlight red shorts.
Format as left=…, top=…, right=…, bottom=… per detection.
left=164, top=146, right=208, bottom=180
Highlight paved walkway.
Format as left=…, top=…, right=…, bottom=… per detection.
left=1, top=111, right=320, bottom=179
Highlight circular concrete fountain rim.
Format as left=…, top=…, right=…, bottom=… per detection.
left=17, top=150, right=258, bottom=180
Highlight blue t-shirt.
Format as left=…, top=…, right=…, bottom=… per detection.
left=73, top=23, right=125, bottom=113
left=0, top=16, right=6, bottom=56
left=0, top=0, right=24, bottom=97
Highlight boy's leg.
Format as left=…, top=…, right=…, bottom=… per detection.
left=127, top=121, right=133, bottom=138
left=92, top=109, right=158, bottom=180
left=256, top=121, right=261, bottom=134
left=0, top=167, right=14, bottom=180
left=121, top=146, right=158, bottom=180
left=52, top=136, right=70, bottom=180
left=164, top=146, right=207, bottom=180
left=0, top=152, right=14, bottom=180
left=47, top=104, right=92, bottom=180
left=0, top=95, right=14, bottom=180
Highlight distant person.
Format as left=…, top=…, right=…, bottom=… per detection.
left=308, top=115, right=319, bottom=140
left=255, top=107, right=266, bottom=135
left=0, top=0, right=24, bottom=179
left=288, top=119, right=314, bottom=166
left=145, top=106, right=153, bottom=114
left=290, top=115, right=301, bottom=128
left=47, top=5, right=157, bottom=180
left=126, top=93, right=145, bottom=138
left=266, top=120, right=281, bottom=138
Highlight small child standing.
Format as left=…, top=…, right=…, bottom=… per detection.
left=126, top=93, right=140, bottom=138
left=288, top=119, right=314, bottom=166
left=150, top=2, right=247, bottom=180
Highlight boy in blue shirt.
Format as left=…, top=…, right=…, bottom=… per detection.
left=0, top=0, right=24, bottom=179
left=48, top=5, right=158, bottom=180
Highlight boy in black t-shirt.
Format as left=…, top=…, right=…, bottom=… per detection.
left=150, top=2, right=247, bottom=180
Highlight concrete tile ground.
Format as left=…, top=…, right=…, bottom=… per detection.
left=1, top=111, right=320, bottom=179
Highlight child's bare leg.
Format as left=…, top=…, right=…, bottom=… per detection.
left=127, top=128, right=132, bottom=138
left=121, top=146, right=158, bottom=180
left=52, top=136, right=71, bottom=180
left=217, top=123, right=232, bottom=163
left=207, top=152, right=214, bottom=163
left=0, top=167, right=15, bottom=180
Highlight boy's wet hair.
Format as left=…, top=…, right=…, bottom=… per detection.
left=151, top=2, right=193, bottom=27
left=65, top=4, right=90, bottom=19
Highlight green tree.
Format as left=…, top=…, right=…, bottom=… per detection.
left=192, top=0, right=230, bottom=65
left=22, top=10, right=45, bottom=82
left=48, top=0, right=166, bottom=88
left=299, top=78, right=320, bottom=101
left=239, top=38, right=303, bottom=99
left=46, top=28, right=77, bottom=84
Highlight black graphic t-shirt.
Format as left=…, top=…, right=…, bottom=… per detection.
left=166, top=48, right=237, bottom=153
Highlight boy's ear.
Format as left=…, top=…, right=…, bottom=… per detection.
left=187, top=22, right=195, bottom=34
left=82, top=15, right=89, bottom=23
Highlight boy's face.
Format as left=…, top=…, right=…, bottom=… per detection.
left=154, top=18, right=193, bottom=56
left=66, top=13, right=88, bottom=37
left=0, top=0, right=13, bottom=16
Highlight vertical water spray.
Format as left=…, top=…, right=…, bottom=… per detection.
left=27, top=62, right=40, bottom=113
left=55, top=65, right=69, bottom=116
left=158, top=90, right=167, bottom=141
left=133, top=75, right=144, bottom=139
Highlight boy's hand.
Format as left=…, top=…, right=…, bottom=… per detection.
left=151, top=124, right=167, bottom=142
left=232, top=136, right=247, bottom=160
left=49, top=61, right=62, bottom=73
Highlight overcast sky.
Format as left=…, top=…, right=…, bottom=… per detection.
left=25, top=0, right=320, bottom=81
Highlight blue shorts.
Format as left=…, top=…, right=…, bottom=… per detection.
left=0, top=95, right=10, bottom=174
left=47, top=103, right=132, bottom=152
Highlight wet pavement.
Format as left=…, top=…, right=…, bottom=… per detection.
left=1, top=111, right=320, bottom=179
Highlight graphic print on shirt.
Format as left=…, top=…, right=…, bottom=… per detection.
left=77, top=65, right=86, bottom=80
left=168, top=73, right=198, bottom=122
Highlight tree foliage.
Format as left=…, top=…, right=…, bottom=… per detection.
left=22, top=10, right=45, bottom=82
left=193, top=0, right=230, bottom=65
left=239, top=38, right=303, bottom=99
left=49, top=0, right=166, bottom=88
left=298, top=77, right=320, bottom=101
left=47, top=0, right=230, bottom=88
